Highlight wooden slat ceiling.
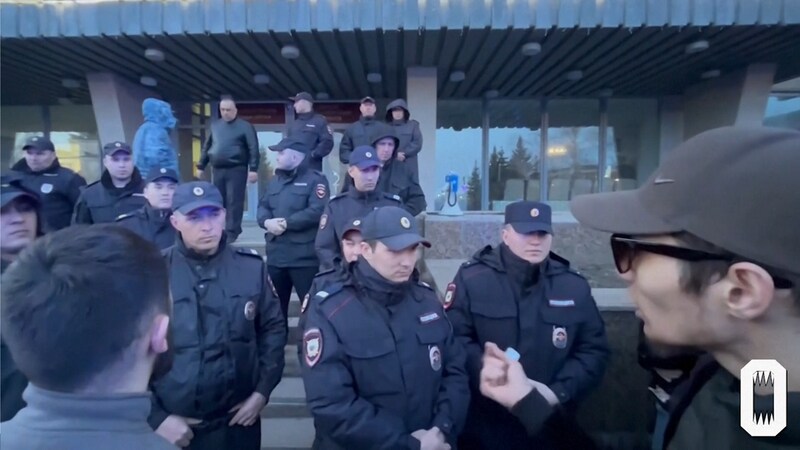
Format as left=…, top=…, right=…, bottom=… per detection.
left=2, top=25, right=799, bottom=107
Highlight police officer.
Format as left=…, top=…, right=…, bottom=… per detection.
left=385, top=99, right=423, bottom=181
left=150, top=181, right=287, bottom=450
left=1, top=174, right=43, bottom=422
left=257, top=137, right=329, bottom=323
left=447, top=201, right=610, bottom=450
left=10, top=136, right=86, bottom=232
left=339, top=96, right=380, bottom=176
left=371, top=125, right=427, bottom=216
left=314, top=145, right=403, bottom=269
left=302, top=206, right=470, bottom=450
left=276, top=92, right=333, bottom=172
left=115, top=166, right=179, bottom=250
left=72, top=141, right=145, bottom=225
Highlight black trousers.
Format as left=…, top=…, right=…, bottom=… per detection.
left=188, top=420, right=260, bottom=450
left=211, top=165, right=248, bottom=239
left=267, top=265, right=318, bottom=324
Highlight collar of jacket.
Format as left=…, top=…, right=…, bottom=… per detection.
left=12, top=157, right=62, bottom=174
left=144, top=203, right=172, bottom=222
left=472, top=244, right=570, bottom=276
left=346, top=188, right=381, bottom=201
left=100, top=168, right=143, bottom=194
left=296, top=111, right=315, bottom=120
left=353, top=257, right=412, bottom=306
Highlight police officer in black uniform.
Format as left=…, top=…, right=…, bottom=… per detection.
left=302, top=206, right=470, bottom=450
left=10, top=136, right=86, bottom=232
left=314, top=145, right=403, bottom=270
left=150, top=181, right=286, bottom=450
left=115, top=166, right=179, bottom=250
left=276, top=92, right=333, bottom=172
left=257, top=137, right=329, bottom=323
left=447, top=201, right=610, bottom=450
left=72, top=141, right=145, bottom=225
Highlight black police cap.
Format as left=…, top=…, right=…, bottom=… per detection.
left=361, top=206, right=430, bottom=251
left=171, top=181, right=223, bottom=214
left=505, top=201, right=553, bottom=234
left=146, top=166, right=179, bottom=184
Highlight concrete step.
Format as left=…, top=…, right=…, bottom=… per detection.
left=263, top=376, right=309, bottom=419
left=283, top=345, right=302, bottom=378
left=260, top=417, right=314, bottom=450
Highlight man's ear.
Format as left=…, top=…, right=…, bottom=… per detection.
left=169, top=214, right=180, bottom=230
left=723, top=262, right=775, bottom=320
left=150, top=314, right=170, bottom=355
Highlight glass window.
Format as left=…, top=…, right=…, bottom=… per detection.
left=764, top=95, right=800, bottom=130
left=436, top=100, right=483, bottom=211
left=546, top=99, right=600, bottom=209
left=488, top=99, right=543, bottom=211
left=606, top=99, right=660, bottom=191
left=12, top=131, right=101, bottom=183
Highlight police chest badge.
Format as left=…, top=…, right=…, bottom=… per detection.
left=443, top=283, right=456, bottom=310
left=319, top=214, right=328, bottom=230
left=315, top=183, right=326, bottom=199
left=244, top=301, right=256, bottom=321
left=552, top=326, right=568, bottom=349
left=429, top=345, right=442, bottom=371
left=304, top=328, right=323, bottom=368
left=40, top=183, right=53, bottom=194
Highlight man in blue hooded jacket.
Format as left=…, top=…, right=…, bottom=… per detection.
left=134, top=98, right=179, bottom=179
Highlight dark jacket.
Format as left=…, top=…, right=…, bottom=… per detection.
left=301, top=260, right=470, bottom=450
left=447, top=244, right=609, bottom=450
left=663, top=356, right=800, bottom=450
left=287, top=112, right=333, bottom=171
left=385, top=99, right=423, bottom=177
left=72, top=169, right=146, bottom=225
left=373, top=126, right=427, bottom=216
left=296, top=259, right=350, bottom=364
left=314, top=189, right=403, bottom=270
left=1, top=260, right=28, bottom=423
left=198, top=117, right=260, bottom=171
left=1, top=385, right=177, bottom=450
left=257, top=166, right=329, bottom=268
left=339, top=116, right=381, bottom=164
left=11, top=158, right=86, bottom=232
left=115, top=204, right=176, bottom=250
left=149, top=237, right=287, bottom=428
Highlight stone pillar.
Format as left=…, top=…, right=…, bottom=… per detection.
left=172, top=101, right=195, bottom=181
left=86, top=72, right=158, bottom=146
left=406, top=67, right=438, bottom=212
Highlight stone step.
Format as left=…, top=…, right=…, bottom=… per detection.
left=260, top=417, right=314, bottom=450
left=283, top=345, right=302, bottom=378
left=262, top=376, right=309, bottom=419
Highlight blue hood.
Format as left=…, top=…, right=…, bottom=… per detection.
left=142, top=98, right=177, bottom=129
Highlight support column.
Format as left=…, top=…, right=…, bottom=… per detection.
left=86, top=72, right=158, bottom=145
left=406, top=67, right=438, bottom=212
left=173, top=102, right=195, bottom=181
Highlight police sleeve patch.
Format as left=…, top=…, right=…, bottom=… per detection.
left=319, top=214, right=328, bottom=230
left=315, top=183, right=327, bottom=199
left=443, top=283, right=456, bottom=310
left=304, top=328, right=323, bottom=368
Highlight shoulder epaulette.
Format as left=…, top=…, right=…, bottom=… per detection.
left=384, top=193, right=402, bottom=202
left=115, top=212, right=134, bottom=221
left=235, top=247, right=263, bottom=260
left=315, top=282, right=343, bottom=303
left=314, top=266, right=336, bottom=278
left=329, top=194, right=342, bottom=201
left=313, top=170, right=326, bottom=177
left=417, top=280, right=434, bottom=291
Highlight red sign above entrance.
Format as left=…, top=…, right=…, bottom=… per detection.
left=236, top=103, right=286, bottom=125
left=315, top=102, right=361, bottom=124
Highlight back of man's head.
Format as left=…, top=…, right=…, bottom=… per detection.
left=0, top=224, right=170, bottom=393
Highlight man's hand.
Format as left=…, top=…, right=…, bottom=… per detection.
left=155, top=414, right=202, bottom=448
left=480, top=342, right=533, bottom=409
left=195, top=169, right=204, bottom=179
left=247, top=171, right=259, bottom=184
left=264, top=218, right=287, bottom=235
left=229, top=392, right=267, bottom=427
left=396, top=152, right=407, bottom=162
left=411, top=427, right=450, bottom=450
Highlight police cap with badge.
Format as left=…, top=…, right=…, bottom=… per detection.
left=171, top=181, right=223, bottom=214
left=1, top=174, right=41, bottom=210
left=102, top=141, right=133, bottom=157
left=361, top=206, right=430, bottom=251
left=505, top=201, right=552, bottom=234
left=145, top=166, right=179, bottom=185
left=268, top=136, right=314, bottom=154
left=348, top=145, right=382, bottom=170
left=22, top=136, right=55, bottom=153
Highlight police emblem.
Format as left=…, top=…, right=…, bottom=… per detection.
left=160, top=168, right=167, bottom=173
left=530, top=208, right=540, bottom=218
left=304, top=328, right=323, bottom=368
left=319, top=214, right=328, bottom=230
left=244, top=301, right=256, bottom=321
left=40, top=183, right=53, bottom=194
left=115, top=142, right=122, bottom=147
left=552, top=326, right=568, bottom=349
left=366, top=152, right=373, bottom=158
left=400, top=217, right=411, bottom=229
left=301, top=293, right=310, bottom=314
left=429, top=345, right=442, bottom=371
left=353, top=219, right=361, bottom=226
left=193, top=186, right=204, bottom=196
left=315, top=183, right=326, bottom=199
left=443, top=283, right=456, bottom=310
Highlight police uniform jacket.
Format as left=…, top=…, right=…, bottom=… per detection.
left=447, top=244, right=610, bottom=449
left=149, top=236, right=287, bottom=429
left=257, top=166, right=329, bottom=268
left=339, top=116, right=380, bottom=165
left=295, top=258, right=350, bottom=364
left=376, top=149, right=426, bottom=217
left=314, top=189, right=402, bottom=270
left=11, top=158, right=86, bottom=232
left=288, top=112, right=333, bottom=171
left=301, top=260, right=470, bottom=450
left=72, top=169, right=146, bottom=225
left=115, top=204, right=176, bottom=250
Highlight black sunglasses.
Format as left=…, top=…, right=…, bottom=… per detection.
left=610, top=234, right=794, bottom=289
